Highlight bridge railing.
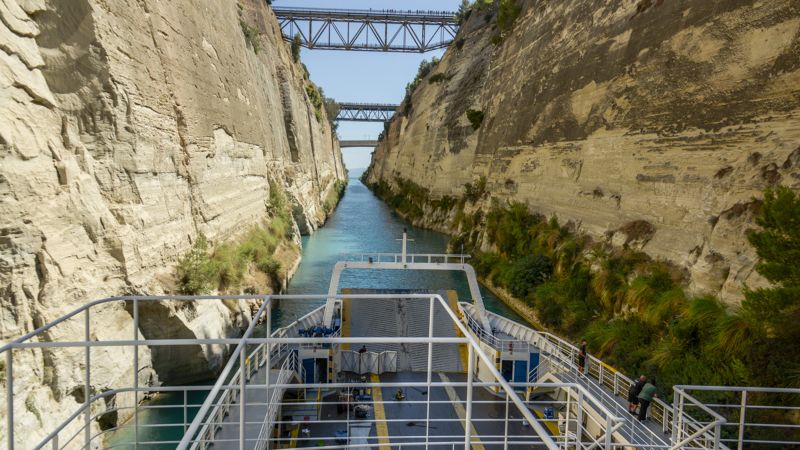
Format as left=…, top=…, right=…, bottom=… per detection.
left=272, top=7, right=458, bottom=21
left=340, top=252, right=472, bottom=264
left=462, top=304, right=697, bottom=446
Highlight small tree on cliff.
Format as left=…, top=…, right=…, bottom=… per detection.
left=177, top=233, right=214, bottom=295
left=291, top=34, right=302, bottom=62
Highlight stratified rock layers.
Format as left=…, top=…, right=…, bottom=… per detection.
left=0, top=0, right=344, bottom=446
left=366, top=0, right=800, bottom=304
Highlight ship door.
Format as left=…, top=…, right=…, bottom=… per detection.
left=513, top=360, right=527, bottom=391
left=302, top=358, right=315, bottom=383
left=501, top=360, right=514, bottom=381
left=316, top=358, right=328, bottom=383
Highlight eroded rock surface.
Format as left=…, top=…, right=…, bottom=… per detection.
left=366, top=0, right=800, bottom=304
left=0, top=0, right=344, bottom=446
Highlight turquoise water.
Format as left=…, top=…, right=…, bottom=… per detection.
left=106, top=175, right=526, bottom=448
left=281, top=176, right=526, bottom=325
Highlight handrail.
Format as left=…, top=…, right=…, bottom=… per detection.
left=253, top=349, right=298, bottom=450
left=179, top=297, right=271, bottom=449
left=272, top=6, right=458, bottom=19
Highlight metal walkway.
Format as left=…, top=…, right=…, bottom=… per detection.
left=273, top=7, right=459, bottom=52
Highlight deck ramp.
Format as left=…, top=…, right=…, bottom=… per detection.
left=344, top=289, right=465, bottom=373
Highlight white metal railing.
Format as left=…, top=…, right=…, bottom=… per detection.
left=253, top=349, right=299, bottom=450
left=2, top=294, right=566, bottom=450
left=3, top=294, right=793, bottom=450
left=671, top=386, right=800, bottom=450
left=462, top=306, right=530, bottom=354
left=461, top=303, right=673, bottom=448
left=340, top=252, right=471, bottom=264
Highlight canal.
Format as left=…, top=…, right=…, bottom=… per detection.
left=106, top=174, right=526, bottom=448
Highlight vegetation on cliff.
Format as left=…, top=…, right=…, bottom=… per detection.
left=176, top=182, right=295, bottom=295
left=323, top=180, right=348, bottom=214
left=365, top=177, right=800, bottom=395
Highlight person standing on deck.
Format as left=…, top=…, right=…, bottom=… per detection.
left=628, top=375, right=647, bottom=414
left=637, top=379, right=658, bottom=421
left=578, top=339, right=587, bottom=375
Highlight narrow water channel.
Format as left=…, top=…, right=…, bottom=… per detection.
left=107, top=174, right=526, bottom=448
left=281, top=174, right=526, bottom=325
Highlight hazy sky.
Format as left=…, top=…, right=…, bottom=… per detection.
left=272, top=0, right=461, bottom=170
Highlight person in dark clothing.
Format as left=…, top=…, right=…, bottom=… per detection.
left=578, top=339, right=587, bottom=374
left=637, top=379, right=658, bottom=421
left=627, top=375, right=647, bottom=414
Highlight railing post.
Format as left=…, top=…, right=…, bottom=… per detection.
left=425, top=296, right=434, bottom=450
left=604, top=416, right=613, bottom=450
left=464, top=344, right=474, bottom=450
left=672, top=388, right=684, bottom=444
left=84, top=309, right=91, bottom=448
left=503, top=392, right=509, bottom=450
left=133, top=299, right=139, bottom=450
left=265, top=297, right=272, bottom=450
left=576, top=389, right=584, bottom=447
left=6, top=349, right=13, bottom=450
left=240, top=346, right=246, bottom=450
left=51, top=434, right=58, bottom=450
left=184, top=390, right=189, bottom=435
left=737, top=390, right=747, bottom=450
left=598, top=362, right=604, bottom=385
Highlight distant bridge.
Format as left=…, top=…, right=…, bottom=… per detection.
left=272, top=7, right=459, bottom=52
left=340, top=140, right=379, bottom=148
left=336, top=102, right=398, bottom=122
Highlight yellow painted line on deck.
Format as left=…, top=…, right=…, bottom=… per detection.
left=438, top=373, right=486, bottom=450
left=447, top=291, right=469, bottom=372
left=531, top=408, right=561, bottom=436
left=341, top=288, right=352, bottom=350
left=370, top=373, right=391, bottom=450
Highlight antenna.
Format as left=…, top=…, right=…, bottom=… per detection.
left=395, top=227, right=415, bottom=264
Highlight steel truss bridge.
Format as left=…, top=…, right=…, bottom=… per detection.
left=272, top=7, right=459, bottom=52
left=336, top=102, right=398, bottom=122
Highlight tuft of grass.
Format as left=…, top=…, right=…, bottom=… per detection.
left=26, top=394, right=43, bottom=424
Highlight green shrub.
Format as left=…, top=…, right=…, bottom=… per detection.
left=256, top=256, right=281, bottom=279
left=496, top=0, right=521, bottom=34
left=507, top=255, right=552, bottom=298
left=455, top=0, right=472, bottom=24
left=466, top=109, right=484, bottom=130
left=305, top=83, right=324, bottom=122
left=428, top=73, right=449, bottom=84
left=403, top=57, right=440, bottom=105
left=463, top=176, right=487, bottom=203
left=176, top=233, right=215, bottom=295
left=239, top=20, right=261, bottom=54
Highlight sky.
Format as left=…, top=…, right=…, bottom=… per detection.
left=272, top=0, right=461, bottom=170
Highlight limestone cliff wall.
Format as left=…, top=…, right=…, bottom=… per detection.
left=366, top=0, right=800, bottom=304
left=0, top=0, right=344, bottom=446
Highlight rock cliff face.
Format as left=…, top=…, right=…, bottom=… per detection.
left=0, top=0, right=344, bottom=446
left=366, top=0, right=800, bottom=304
